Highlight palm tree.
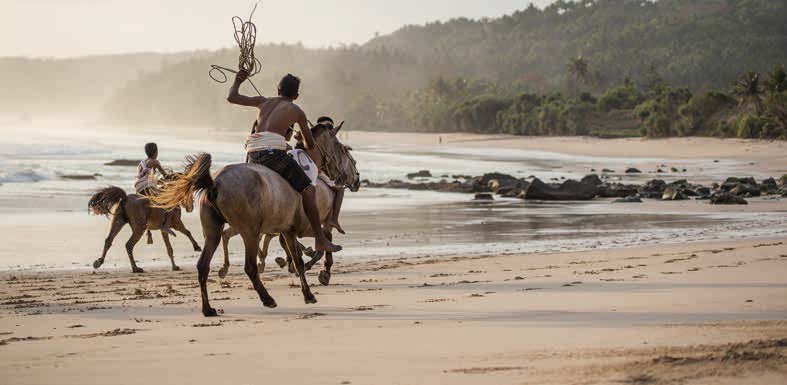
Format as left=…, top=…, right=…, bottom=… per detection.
left=566, top=56, right=591, bottom=86
left=733, top=71, right=764, bottom=116
left=764, top=64, right=786, bottom=94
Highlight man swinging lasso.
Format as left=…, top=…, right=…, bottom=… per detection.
left=227, top=69, right=341, bottom=253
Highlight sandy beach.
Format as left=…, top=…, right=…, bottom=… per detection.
left=1, top=236, right=785, bottom=385
left=2, top=131, right=787, bottom=384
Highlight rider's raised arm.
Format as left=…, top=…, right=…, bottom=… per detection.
left=296, top=108, right=316, bottom=150
left=151, top=159, right=168, bottom=177
left=227, top=70, right=266, bottom=107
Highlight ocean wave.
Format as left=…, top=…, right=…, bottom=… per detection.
left=0, top=169, right=53, bottom=183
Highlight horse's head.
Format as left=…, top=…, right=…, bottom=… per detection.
left=312, top=121, right=360, bottom=192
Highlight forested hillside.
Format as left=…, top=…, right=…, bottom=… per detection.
left=3, top=0, right=785, bottom=138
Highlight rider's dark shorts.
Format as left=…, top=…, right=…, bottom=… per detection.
left=247, top=149, right=312, bottom=193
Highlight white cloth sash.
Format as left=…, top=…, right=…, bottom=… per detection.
left=245, top=131, right=288, bottom=153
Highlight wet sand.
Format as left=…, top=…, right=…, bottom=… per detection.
left=1, top=237, right=785, bottom=385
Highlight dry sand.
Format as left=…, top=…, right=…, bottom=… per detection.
left=346, top=132, right=787, bottom=165
left=1, top=237, right=785, bottom=385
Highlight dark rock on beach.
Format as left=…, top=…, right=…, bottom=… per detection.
left=625, top=168, right=642, bottom=174
left=639, top=179, right=667, bottom=199
left=522, top=178, right=597, bottom=201
left=710, top=192, right=748, bottom=205
left=596, top=183, right=639, bottom=198
left=474, top=193, right=494, bottom=201
left=613, top=195, right=643, bottom=203
left=580, top=174, right=603, bottom=186
left=60, top=174, right=97, bottom=181
left=476, top=173, right=525, bottom=192
left=661, top=186, right=687, bottom=201
left=105, top=159, right=139, bottom=167
left=407, top=170, right=432, bottom=179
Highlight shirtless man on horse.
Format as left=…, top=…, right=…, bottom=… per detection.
left=227, top=70, right=341, bottom=254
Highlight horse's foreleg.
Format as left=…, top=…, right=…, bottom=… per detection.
left=161, top=231, right=180, bottom=271
left=241, top=231, right=277, bottom=309
left=93, top=212, right=126, bottom=269
left=125, top=225, right=145, bottom=273
left=282, top=230, right=316, bottom=304
left=172, top=218, right=201, bottom=252
left=319, top=230, right=334, bottom=286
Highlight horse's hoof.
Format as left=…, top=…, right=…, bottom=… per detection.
left=172, top=265, right=181, bottom=271
left=193, top=246, right=202, bottom=252
left=262, top=297, right=278, bottom=308
left=203, top=307, right=219, bottom=317
left=275, top=257, right=286, bottom=268
left=132, top=267, right=144, bottom=273
left=318, top=270, right=331, bottom=286
left=92, top=259, right=104, bottom=269
left=217, top=266, right=228, bottom=279
left=257, top=262, right=265, bottom=274
left=304, top=294, right=317, bottom=304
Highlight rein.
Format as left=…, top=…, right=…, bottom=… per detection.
left=314, top=137, right=355, bottom=188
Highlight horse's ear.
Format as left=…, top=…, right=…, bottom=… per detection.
left=333, top=121, right=345, bottom=135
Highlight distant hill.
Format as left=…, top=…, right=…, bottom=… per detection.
left=0, top=51, right=203, bottom=120
left=1, top=0, right=785, bottom=136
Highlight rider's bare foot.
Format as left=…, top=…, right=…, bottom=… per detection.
left=315, top=238, right=342, bottom=253
left=325, top=220, right=346, bottom=235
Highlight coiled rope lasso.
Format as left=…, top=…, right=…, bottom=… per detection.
left=209, top=2, right=263, bottom=96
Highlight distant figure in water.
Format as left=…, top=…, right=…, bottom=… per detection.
left=135, top=142, right=168, bottom=196
left=438, top=136, right=442, bottom=144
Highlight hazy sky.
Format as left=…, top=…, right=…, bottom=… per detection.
left=0, top=0, right=552, bottom=58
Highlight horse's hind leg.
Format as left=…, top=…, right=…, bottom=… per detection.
left=218, top=226, right=238, bottom=279
left=161, top=231, right=180, bottom=271
left=257, top=234, right=275, bottom=274
left=125, top=225, right=145, bottom=273
left=93, top=212, right=127, bottom=269
left=197, top=206, right=223, bottom=317
left=275, top=235, right=294, bottom=273
left=282, top=230, right=316, bottom=304
left=172, top=217, right=201, bottom=252
left=319, top=230, right=334, bottom=286
left=241, top=231, right=277, bottom=309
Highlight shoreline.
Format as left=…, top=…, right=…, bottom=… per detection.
left=1, top=236, right=785, bottom=384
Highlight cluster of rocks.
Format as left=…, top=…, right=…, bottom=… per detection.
left=362, top=171, right=787, bottom=205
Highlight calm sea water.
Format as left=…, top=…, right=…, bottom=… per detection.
left=0, top=122, right=784, bottom=272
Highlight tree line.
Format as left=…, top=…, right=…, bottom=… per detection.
left=2, top=0, right=784, bottom=139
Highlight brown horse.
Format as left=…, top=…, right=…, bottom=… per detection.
left=88, top=186, right=202, bottom=273
left=152, top=125, right=359, bottom=316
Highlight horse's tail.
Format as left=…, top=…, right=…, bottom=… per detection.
left=151, top=153, right=214, bottom=212
left=88, top=186, right=128, bottom=216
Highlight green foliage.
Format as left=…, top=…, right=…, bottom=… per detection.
left=598, top=83, right=643, bottom=112
left=733, top=71, right=764, bottom=115
left=677, top=91, right=736, bottom=136
left=736, top=113, right=770, bottom=138
left=764, top=64, right=787, bottom=93
left=634, top=86, right=692, bottom=137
